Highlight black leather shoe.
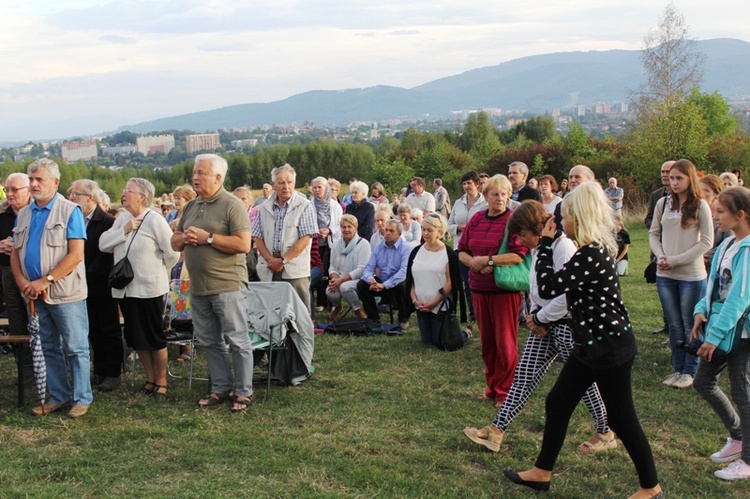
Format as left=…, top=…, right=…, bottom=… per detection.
left=503, top=469, right=550, bottom=492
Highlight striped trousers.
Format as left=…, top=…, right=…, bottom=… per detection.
left=492, top=321, right=610, bottom=434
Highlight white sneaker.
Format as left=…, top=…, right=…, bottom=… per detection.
left=715, top=459, right=750, bottom=480
left=672, top=373, right=694, bottom=389
left=712, top=438, right=743, bottom=463
left=662, top=372, right=680, bottom=386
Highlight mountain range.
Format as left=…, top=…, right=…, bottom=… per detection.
left=108, top=38, right=747, bottom=134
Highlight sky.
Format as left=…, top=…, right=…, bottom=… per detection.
left=0, top=1, right=746, bottom=142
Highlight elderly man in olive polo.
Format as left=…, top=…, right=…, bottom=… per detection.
left=171, top=153, right=255, bottom=412
left=253, top=163, right=319, bottom=313
left=11, top=159, right=91, bottom=418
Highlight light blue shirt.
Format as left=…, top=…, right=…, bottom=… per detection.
left=165, top=209, right=178, bottom=224
left=23, top=193, right=86, bottom=281
left=361, top=237, right=411, bottom=289
left=605, top=186, right=624, bottom=212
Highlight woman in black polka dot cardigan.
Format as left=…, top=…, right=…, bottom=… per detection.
left=503, top=182, right=662, bottom=499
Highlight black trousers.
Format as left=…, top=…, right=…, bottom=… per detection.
left=535, top=356, right=658, bottom=489
left=315, top=244, right=331, bottom=308
left=2, top=266, right=32, bottom=375
left=356, top=278, right=409, bottom=323
left=2, top=266, right=28, bottom=335
left=87, top=294, right=124, bottom=378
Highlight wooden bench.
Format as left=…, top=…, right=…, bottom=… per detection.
left=0, top=333, right=31, bottom=407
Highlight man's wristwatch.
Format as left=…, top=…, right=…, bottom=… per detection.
left=46, top=274, right=54, bottom=283
left=207, top=233, right=214, bottom=245
left=487, top=257, right=494, bottom=267
left=281, top=258, right=287, bottom=265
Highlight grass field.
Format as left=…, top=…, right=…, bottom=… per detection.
left=1, top=222, right=749, bottom=497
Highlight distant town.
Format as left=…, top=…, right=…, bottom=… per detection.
left=1, top=102, right=641, bottom=168
left=4, top=97, right=749, bottom=172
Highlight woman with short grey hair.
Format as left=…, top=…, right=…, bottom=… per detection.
left=100, top=178, right=179, bottom=399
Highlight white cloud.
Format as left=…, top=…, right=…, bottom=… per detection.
left=0, top=0, right=746, bottom=140
left=99, top=34, right=137, bottom=44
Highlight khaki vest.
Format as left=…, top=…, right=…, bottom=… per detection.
left=257, top=192, right=312, bottom=280
left=14, top=194, right=87, bottom=304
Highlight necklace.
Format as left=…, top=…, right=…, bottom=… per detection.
left=424, top=242, right=444, bottom=252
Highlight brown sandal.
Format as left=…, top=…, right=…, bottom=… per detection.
left=139, top=381, right=156, bottom=395
left=329, top=306, right=344, bottom=322
left=198, top=390, right=233, bottom=407
left=151, top=385, right=168, bottom=399
left=176, top=352, right=193, bottom=363
left=231, top=395, right=254, bottom=413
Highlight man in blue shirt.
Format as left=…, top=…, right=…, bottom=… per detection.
left=11, top=159, right=91, bottom=418
left=605, top=177, right=624, bottom=216
left=357, top=220, right=412, bottom=328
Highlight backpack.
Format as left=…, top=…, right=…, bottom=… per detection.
left=324, top=318, right=382, bottom=337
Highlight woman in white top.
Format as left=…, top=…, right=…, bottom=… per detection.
left=398, top=203, right=421, bottom=248
left=326, top=215, right=372, bottom=320
left=649, top=159, right=714, bottom=389
left=538, top=174, right=562, bottom=215
left=99, top=178, right=179, bottom=398
left=448, top=171, right=488, bottom=322
left=405, top=214, right=461, bottom=345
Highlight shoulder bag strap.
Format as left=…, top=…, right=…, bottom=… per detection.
left=497, top=223, right=510, bottom=256
left=438, top=287, right=454, bottom=310
left=123, top=210, right=149, bottom=258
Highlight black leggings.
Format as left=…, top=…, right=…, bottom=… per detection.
left=535, top=356, right=659, bottom=489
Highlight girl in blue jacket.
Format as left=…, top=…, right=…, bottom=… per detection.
left=692, top=186, right=750, bottom=481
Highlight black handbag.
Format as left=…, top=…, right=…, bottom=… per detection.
left=108, top=212, right=148, bottom=289
left=109, top=257, right=134, bottom=289
left=644, top=259, right=657, bottom=284
left=435, top=294, right=464, bottom=351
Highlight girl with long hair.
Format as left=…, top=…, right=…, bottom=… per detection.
left=692, top=187, right=750, bottom=480
left=649, top=159, right=713, bottom=389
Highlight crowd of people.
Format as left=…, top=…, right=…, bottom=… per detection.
left=2, top=154, right=750, bottom=492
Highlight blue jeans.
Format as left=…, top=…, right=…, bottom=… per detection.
left=416, top=310, right=439, bottom=345
left=656, top=276, right=706, bottom=376
left=35, top=299, right=93, bottom=406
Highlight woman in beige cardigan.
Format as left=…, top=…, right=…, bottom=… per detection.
left=100, top=178, right=179, bottom=398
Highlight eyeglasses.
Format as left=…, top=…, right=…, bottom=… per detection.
left=6, top=186, right=29, bottom=194
left=69, top=192, right=88, bottom=198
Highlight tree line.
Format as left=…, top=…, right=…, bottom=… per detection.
left=2, top=96, right=746, bottom=213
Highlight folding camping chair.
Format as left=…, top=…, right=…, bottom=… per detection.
left=165, top=278, right=205, bottom=389
left=245, top=281, right=315, bottom=399
left=249, top=321, right=287, bottom=401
